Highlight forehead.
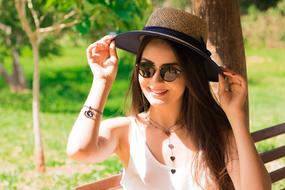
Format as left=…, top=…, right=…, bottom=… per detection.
left=141, top=39, right=178, bottom=65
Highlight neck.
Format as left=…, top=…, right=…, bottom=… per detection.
left=148, top=103, right=182, bottom=129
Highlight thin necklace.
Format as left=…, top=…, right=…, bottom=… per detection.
left=146, top=116, right=183, bottom=174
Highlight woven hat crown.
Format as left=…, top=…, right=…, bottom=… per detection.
left=145, top=7, right=208, bottom=42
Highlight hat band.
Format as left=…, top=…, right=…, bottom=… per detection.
left=143, top=26, right=211, bottom=56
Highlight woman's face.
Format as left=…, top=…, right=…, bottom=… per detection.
left=138, top=39, right=186, bottom=107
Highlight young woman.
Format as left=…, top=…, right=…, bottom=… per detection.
left=67, top=7, right=271, bottom=190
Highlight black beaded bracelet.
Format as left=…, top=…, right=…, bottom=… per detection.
left=83, top=105, right=103, bottom=120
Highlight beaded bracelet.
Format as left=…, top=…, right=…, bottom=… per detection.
left=83, top=105, right=103, bottom=120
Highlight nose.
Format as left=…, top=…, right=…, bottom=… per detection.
left=150, top=69, right=163, bottom=83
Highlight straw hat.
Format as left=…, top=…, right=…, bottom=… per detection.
left=114, top=7, right=222, bottom=82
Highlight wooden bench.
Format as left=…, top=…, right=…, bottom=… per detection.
left=251, top=122, right=285, bottom=184
left=75, top=122, right=285, bottom=189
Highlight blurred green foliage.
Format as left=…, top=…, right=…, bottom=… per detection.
left=242, top=0, right=285, bottom=48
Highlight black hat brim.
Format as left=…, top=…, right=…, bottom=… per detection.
left=114, top=30, right=222, bottom=82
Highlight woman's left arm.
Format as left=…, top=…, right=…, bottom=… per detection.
left=218, top=69, right=271, bottom=190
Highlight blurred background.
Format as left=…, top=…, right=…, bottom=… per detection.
left=0, top=0, right=284, bottom=189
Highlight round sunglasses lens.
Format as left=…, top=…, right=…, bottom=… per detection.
left=138, top=64, right=155, bottom=78
left=161, top=65, right=180, bottom=82
left=163, top=72, right=177, bottom=82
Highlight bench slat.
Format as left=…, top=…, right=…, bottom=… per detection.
left=260, top=145, right=285, bottom=163
left=270, top=166, right=285, bottom=183
left=251, top=123, right=285, bottom=142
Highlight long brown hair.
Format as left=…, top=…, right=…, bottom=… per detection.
left=128, top=37, right=235, bottom=189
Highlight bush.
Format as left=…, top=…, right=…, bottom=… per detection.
left=242, top=1, right=285, bottom=48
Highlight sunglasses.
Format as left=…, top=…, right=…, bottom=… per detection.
left=137, top=61, right=182, bottom=82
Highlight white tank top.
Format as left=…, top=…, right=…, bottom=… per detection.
left=120, top=117, right=209, bottom=190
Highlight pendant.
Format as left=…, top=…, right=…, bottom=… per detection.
left=168, top=144, right=174, bottom=149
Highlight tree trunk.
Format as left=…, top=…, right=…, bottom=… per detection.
left=31, top=40, right=46, bottom=173
left=192, top=0, right=249, bottom=128
left=12, top=48, right=27, bottom=91
left=15, top=0, right=46, bottom=172
left=192, top=0, right=246, bottom=73
left=0, top=63, right=12, bottom=86
left=0, top=49, right=27, bottom=92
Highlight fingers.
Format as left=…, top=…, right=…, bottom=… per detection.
left=87, top=41, right=108, bottom=58
left=223, top=71, right=246, bottom=89
left=87, top=35, right=114, bottom=52
left=106, top=40, right=118, bottom=65
left=109, top=41, right=117, bottom=58
left=218, top=67, right=247, bottom=96
left=86, top=35, right=116, bottom=64
left=100, top=35, right=115, bottom=42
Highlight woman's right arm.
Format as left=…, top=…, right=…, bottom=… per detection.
left=66, top=35, right=123, bottom=163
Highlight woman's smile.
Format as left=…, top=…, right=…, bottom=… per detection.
left=148, top=88, right=169, bottom=97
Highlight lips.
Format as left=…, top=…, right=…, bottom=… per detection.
left=148, top=88, right=168, bottom=96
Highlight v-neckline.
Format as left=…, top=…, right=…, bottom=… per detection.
left=134, top=116, right=193, bottom=170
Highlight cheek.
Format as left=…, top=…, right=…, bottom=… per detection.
left=138, top=76, right=149, bottom=97
left=174, top=78, right=186, bottom=95
left=138, top=75, right=148, bottom=89
left=176, top=84, right=186, bottom=96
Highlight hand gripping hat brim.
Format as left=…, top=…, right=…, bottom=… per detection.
left=114, top=7, right=222, bottom=82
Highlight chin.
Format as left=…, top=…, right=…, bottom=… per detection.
left=146, top=96, right=167, bottom=106
left=149, top=100, right=166, bottom=106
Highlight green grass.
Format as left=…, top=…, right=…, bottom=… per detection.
left=247, top=47, right=285, bottom=131
left=0, top=44, right=284, bottom=189
left=246, top=47, right=285, bottom=189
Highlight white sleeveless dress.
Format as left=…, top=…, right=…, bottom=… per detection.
left=120, top=117, right=209, bottom=190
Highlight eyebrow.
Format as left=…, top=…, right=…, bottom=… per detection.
left=140, top=58, right=180, bottom=66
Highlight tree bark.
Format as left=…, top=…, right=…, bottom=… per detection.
left=0, top=49, right=27, bottom=92
left=31, top=41, right=46, bottom=173
left=12, top=48, right=27, bottom=91
left=0, top=63, right=12, bottom=85
left=192, top=0, right=249, bottom=128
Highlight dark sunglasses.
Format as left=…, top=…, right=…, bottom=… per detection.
left=137, top=61, right=182, bottom=82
